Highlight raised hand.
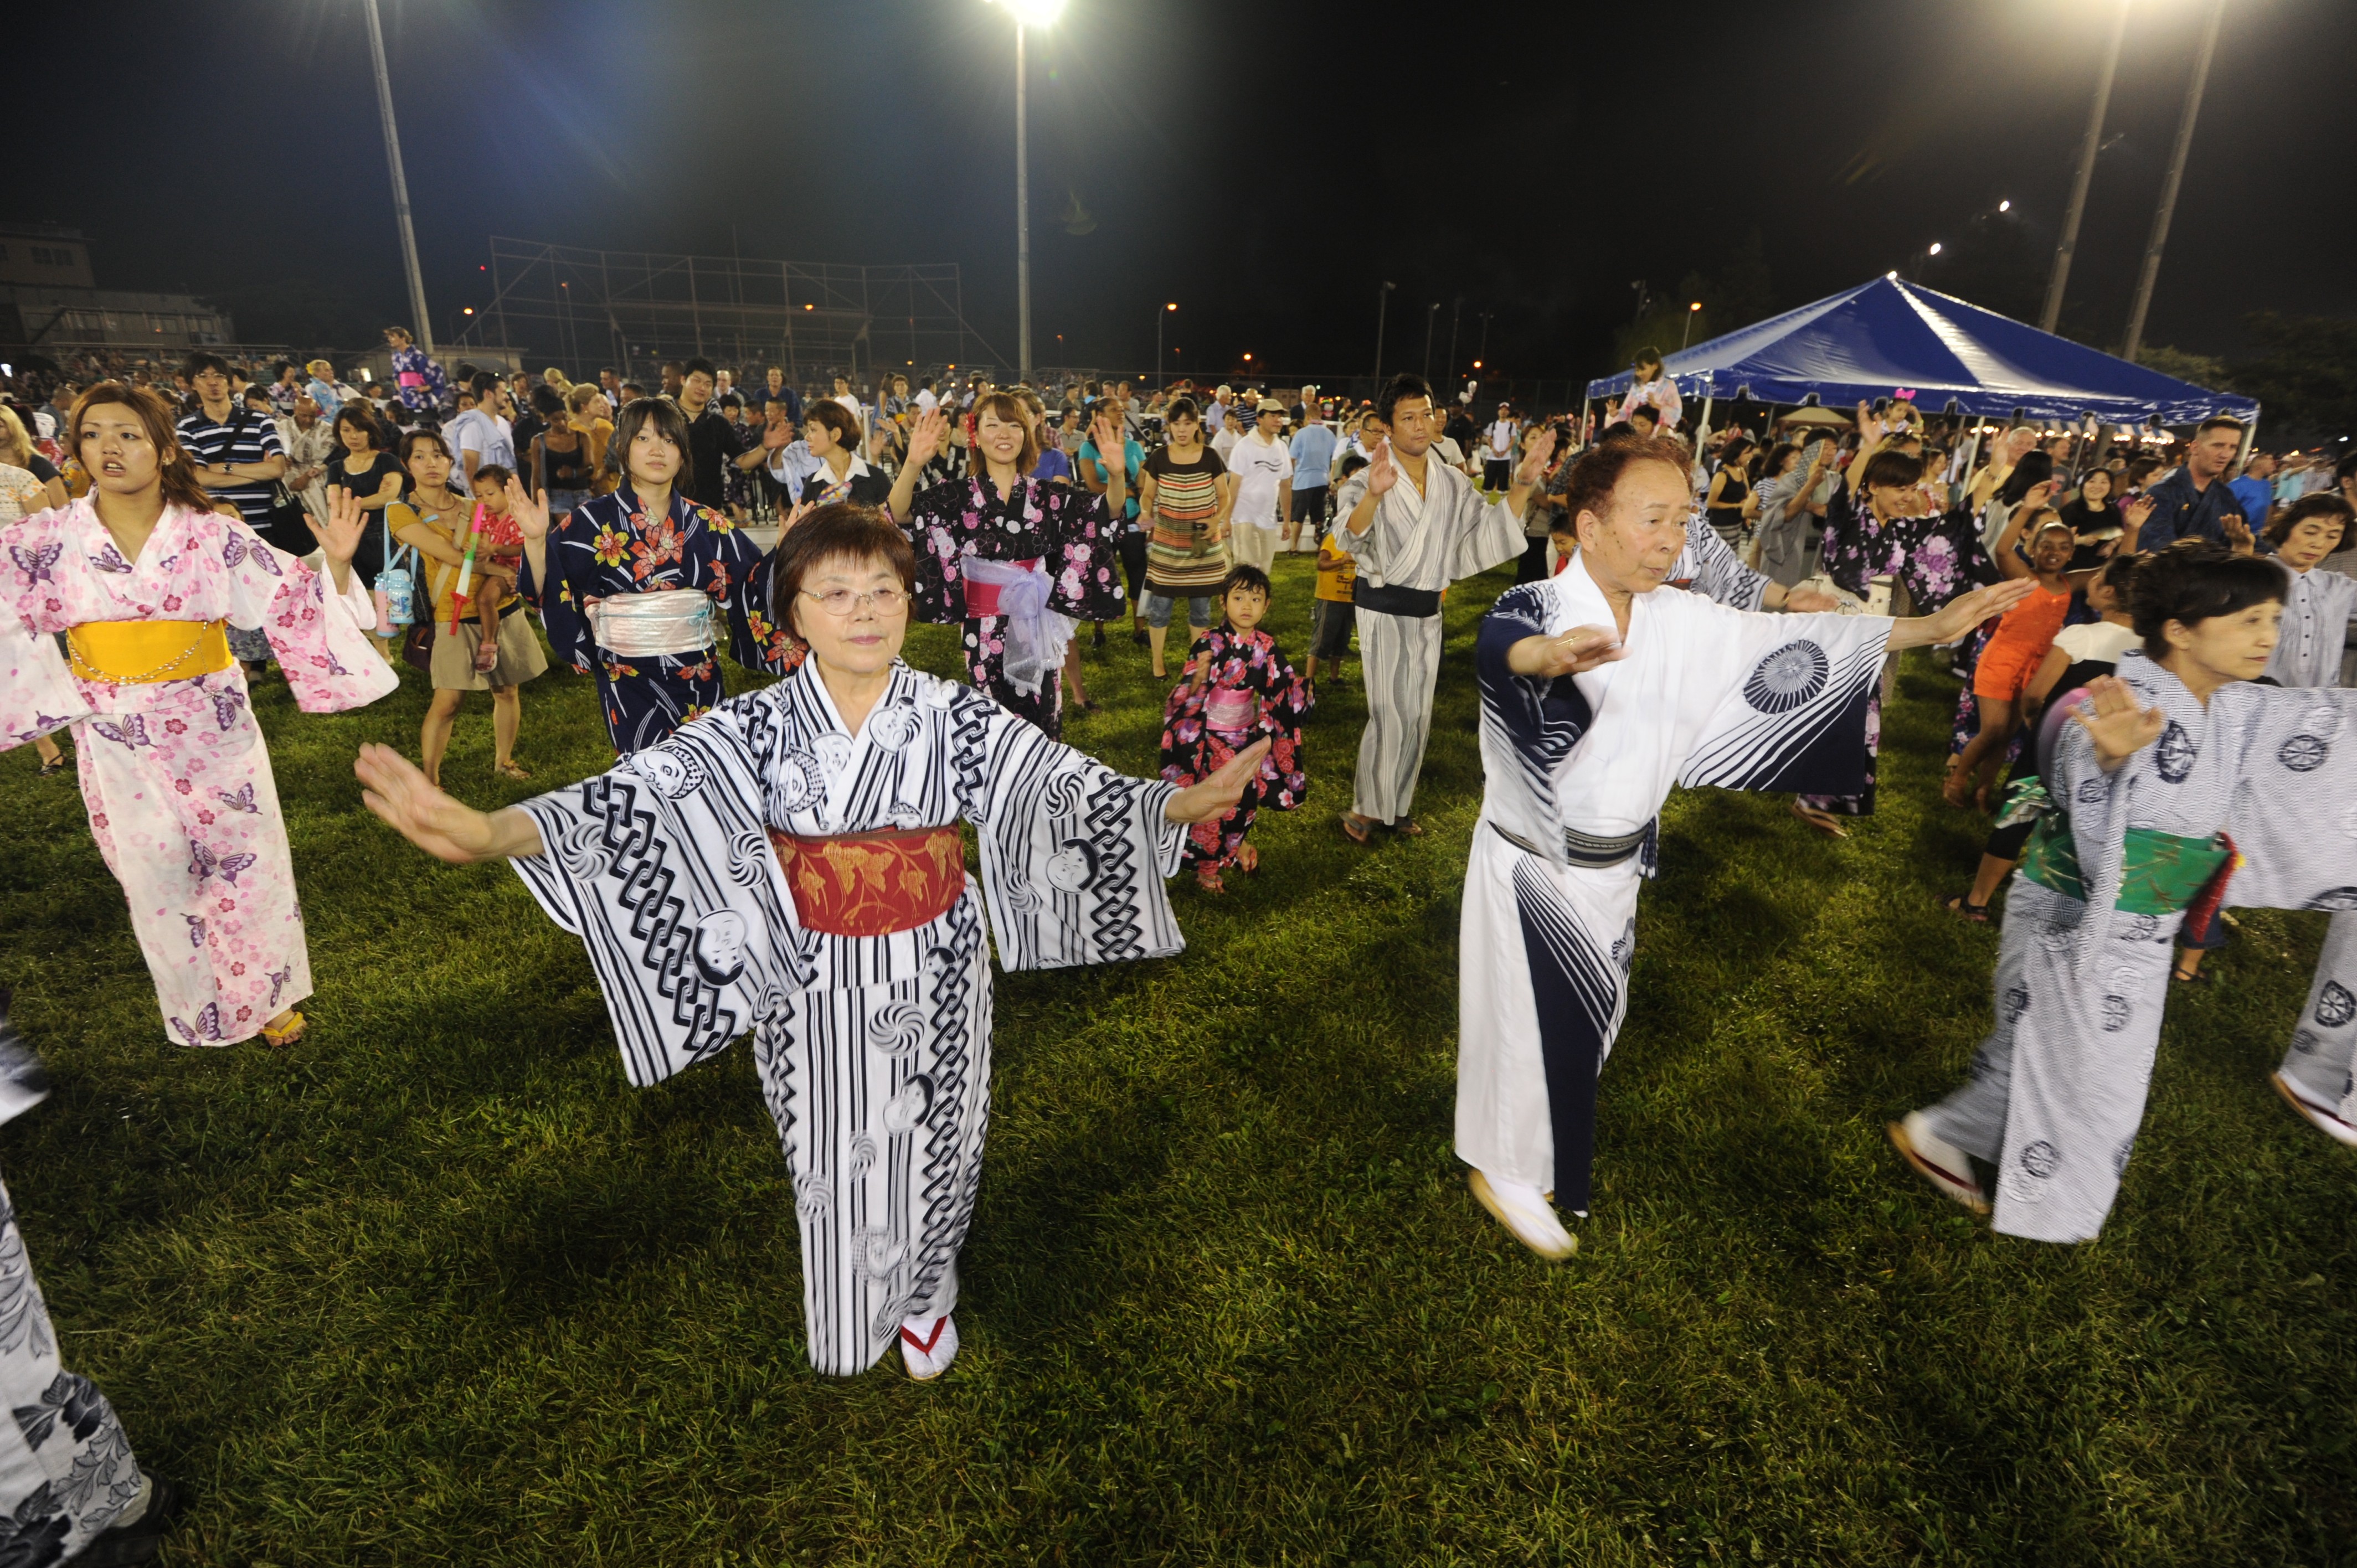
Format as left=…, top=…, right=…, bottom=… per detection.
left=503, top=474, right=552, bottom=541
left=1089, top=409, right=1123, bottom=459
left=1508, top=624, right=1627, bottom=679
left=309, top=484, right=366, bottom=566
left=2070, top=674, right=2166, bottom=771
left=1514, top=426, right=1560, bottom=487
left=1165, top=738, right=1272, bottom=823
left=2222, top=512, right=2254, bottom=555
left=763, top=418, right=795, bottom=452
left=1934, top=577, right=2037, bottom=639
left=1365, top=437, right=1398, bottom=497
left=355, top=742, right=506, bottom=863
left=905, top=407, right=948, bottom=471
left=780, top=499, right=816, bottom=534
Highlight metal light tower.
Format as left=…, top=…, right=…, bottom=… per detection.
left=991, top=0, right=1066, bottom=385
left=363, top=0, right=434, bottom=356
left=1157, top=301, right=1176, bottom=390
left=1372, top=281, right=1396, bottom=387
left=2042, top=0, right=2130, bottom=336
left=2122, top=0, right=2226, bottom=362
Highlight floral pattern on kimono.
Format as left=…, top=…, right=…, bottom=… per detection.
left=538, top=485, right=797, bottom=755
left=1801, top=492, right=1995, bottom=816
left=389, top=343, right=449, bottom=414
left=1157, top=626, right=1310, bottom=870
left=904, top=474, right=1124, bottom=738
left=0, top=1175, right=143, bottom=1564
left=0, top=499, right=394, bottom=1045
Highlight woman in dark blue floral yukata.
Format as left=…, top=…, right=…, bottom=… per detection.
left=1792, top=445, right=1995, bottom=834
left=887, top=395, right=1128, bottom=739
left=513, top=398, right=804, bottom=755
left=1158, top=565, right=1310, bottom=894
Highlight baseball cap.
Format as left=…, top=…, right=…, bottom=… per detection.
left=1256, top=398, right=1285, bottom=415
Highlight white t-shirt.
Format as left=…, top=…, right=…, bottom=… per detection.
left=1486, top=419, right=1516, bottom=461
left=443, top=408, right=516, bottom=494
left=1211, top=425, right=1242, bottom=462
left=1226, top=431, right=1294, bottom=528
left=830, top=392, right=864, bottom=429
left=914, top=388, right=939, bottom=414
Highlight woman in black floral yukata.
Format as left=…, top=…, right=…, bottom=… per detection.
left=886, top=394, right=1128, bottom=738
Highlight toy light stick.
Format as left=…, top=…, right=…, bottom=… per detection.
left=449, top=502, right=483, bottom=633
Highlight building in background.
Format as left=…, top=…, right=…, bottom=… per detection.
left=1, top=222, right=234, bottom=358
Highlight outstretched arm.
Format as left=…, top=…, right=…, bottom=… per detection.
left=1886, top=577, right=2037, bottom=651
left=357, top=742, right=545, bottom=861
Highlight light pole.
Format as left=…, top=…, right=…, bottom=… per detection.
left=1422, top=302, right=1440, bottom=384
left=2041, top=0, right=2129, bottom=335
left=1475, top=311, right=1493, bottom=376
left=362, top=0, right=433, bottom=357
left=1372, top=281, right=1396, bottom=387
left=1157, top=301, right=1175, bottom=390
left=989, top=0, right=1066, bottom=386
left=2122, top=0, right=2226, bottom=363
left=1680, top=300, right=1702, bottom=351
left=1444, top=297, right=1463, bottom=392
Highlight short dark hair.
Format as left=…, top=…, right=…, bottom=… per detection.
left=804, top=400, right=858, bottom=449
left=620, top=381, right=647, bottom=400
left=599, top=366, right=619, bottom=378
left=1627, top=404, right=1660, bottom=427
left=611, top=395, right=692, bottom=483
left=1561, top=434, right=1693, bottom=528
left=2265, top=491, right=2354, bottom=549
left=1375, top=373, right=1433, bottom=427
left=2195, top=415, right=2246, bottom=439
left=528, top=384, right=566, bottom=417
left=682, top=357, right=717, bottom=381
left=467, top=370, right=500, bottom=398
left=1859, top=448, right=1923, bottom=491
left=1337, top=453, right=1368, bottom=480
left=473, top=462, right=513, bottom=490
left=1631, top=347, right=1664, bottom=372
left=1223, top=564, right=1273, bottom=602
left=333, top=405, right=381, bottom=448
left=185, top=352, right=229, bottom=379
left=1996, top=451, right=2055, bottom=507
left=770, top=503, right=918, bottom=644
left=2130, top=539, right=2286, bottom=658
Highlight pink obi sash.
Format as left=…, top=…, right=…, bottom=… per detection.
left=961, top=557, right=1045, bottom=618
left=1203, top=689, right=1257, bottom=733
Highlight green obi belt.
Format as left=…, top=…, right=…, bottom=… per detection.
left=2017, top=811, right=2234, bottom=915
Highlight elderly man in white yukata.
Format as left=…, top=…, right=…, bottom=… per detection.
left=1457, top=436, right=2032, bottom=1258
left=1332, top=374, right=1555, bottom=844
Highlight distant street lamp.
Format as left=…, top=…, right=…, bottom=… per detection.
left=986, top=0, right=1067, bottom=385
left=1681, top=300, right=1702, bottom=350
left=1157, top=301, right=1176, bottom=390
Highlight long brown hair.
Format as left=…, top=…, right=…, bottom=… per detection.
left=69, top=381, right=212, bottom=514
left=970, top=390, right=1039, bottom=476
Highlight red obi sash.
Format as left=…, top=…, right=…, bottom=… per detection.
left=768, top=824, right=966, bottom=937
left=961, top=556, right=1043, bottom=618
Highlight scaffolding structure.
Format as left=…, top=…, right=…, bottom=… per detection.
left=459, top=237, right=1006, bottom=391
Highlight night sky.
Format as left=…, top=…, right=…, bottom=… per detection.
left=17, top=0, right=2354, bottom=388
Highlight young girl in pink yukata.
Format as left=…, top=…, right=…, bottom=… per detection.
left=1159, top=564, right=1310, bottom=894
left=0, top=383, right=394, bottom=1048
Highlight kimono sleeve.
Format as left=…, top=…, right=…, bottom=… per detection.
left=1446, top=481, right=1526, bottom=582
left=905, top=480, right=974, bottom=623
left=538, top=509, right=598, bottom=672
left=951, top=687, right=1188, bottom=969
left=1044, top=484, right=1127, bottom=620
left=1474, top=582, right=1594, bottom=861
left=224, top=525, right=399, bottom=713
left=1676, top=607, right=1894, bottom=795
left=1677, top=512, right=1769, bottom=611
left=2220, top=684, right=2357, bottom=912
left=698, top=509, right=795, bottom=674
left=1, top=625, right=90, bottom=751
left=508, top=701, right=810, bottom=1087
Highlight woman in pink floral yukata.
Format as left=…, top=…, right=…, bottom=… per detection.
left=886, top=395, right=1128, bottom=739
left=0, top=383, right=394, bottom=1048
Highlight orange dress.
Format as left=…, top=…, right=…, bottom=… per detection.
left=1972, top=580, right=2073, bottom=701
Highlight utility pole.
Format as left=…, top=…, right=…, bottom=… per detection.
left=1444, top=297, right=1463, bottom=392
left=1422, top=302, right=1439, bottom=384
left=1372, top=281, right=1396, bottom=388
left=1014, top=22, right=1033, bottom=383
left=363, top=0, right=434, bottom=356
left=2122, top=0, right=2225, bottom=363
left=2041, top=0, right=2130, bottom=335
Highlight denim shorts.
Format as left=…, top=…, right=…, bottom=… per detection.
left=1142, top=591, right=1211, bottom=630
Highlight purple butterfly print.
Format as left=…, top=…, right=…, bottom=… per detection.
left=249, top=544, right=283, bottom=577
left=211, top=687, right=248, bottom=730
left=183, top=914, right=207, bottom=948
left=9, top=541, right=61, bottom=585
left=222, top=533, right=248, bottom=569
left=215, top=852, right=258, bottom=886
left=88, top=715, right=152, bottom=749
left=189, top=842, right=218, bottom=881
left=267, top=966, right=292, bottom=1007
left=215, top=782, right=259, bottom=814
left=90, top=541, right=134, bottom=574
left=195, top=1003, right=222, bottom=1040
left=171, top=1015, right=200, bottom=1046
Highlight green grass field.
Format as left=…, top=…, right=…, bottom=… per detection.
left=4, top=553, right=2353, bottom=1566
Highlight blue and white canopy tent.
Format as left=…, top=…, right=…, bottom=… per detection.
left=1585, top=276, right=2257, bottom=462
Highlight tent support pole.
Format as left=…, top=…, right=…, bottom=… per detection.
left=1694, top=394, right=1713, bottom=455
left=2236, top=415, right=2258, bottom=471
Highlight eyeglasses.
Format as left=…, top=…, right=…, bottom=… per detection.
left=800, top=586, right=908, bottom=616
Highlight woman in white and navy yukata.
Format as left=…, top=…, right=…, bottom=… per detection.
left=1895, top=540, right=2357, bottom=1242
left=355, top=505, right=1262, bottom=1380
left=1457, top=436, right=2031, bottom=1259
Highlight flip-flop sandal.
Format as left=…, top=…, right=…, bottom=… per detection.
left=2171, top=965, right=2212, bottom=985
left=1941, top=893, right=1990, bottom=924
left=259, top=1011, right=306, bottom=1048
left=38, top=758, right=66, bottom=776
left=1340, top=813, right=1375, bottom=845
left=1193, top=869, right=1226, bottom=895
left=493, top=760, right=533, bottom=781
left=1791, top=801, right=1850, bottom=839
left=1392, top=818, right=1426, bottom=838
